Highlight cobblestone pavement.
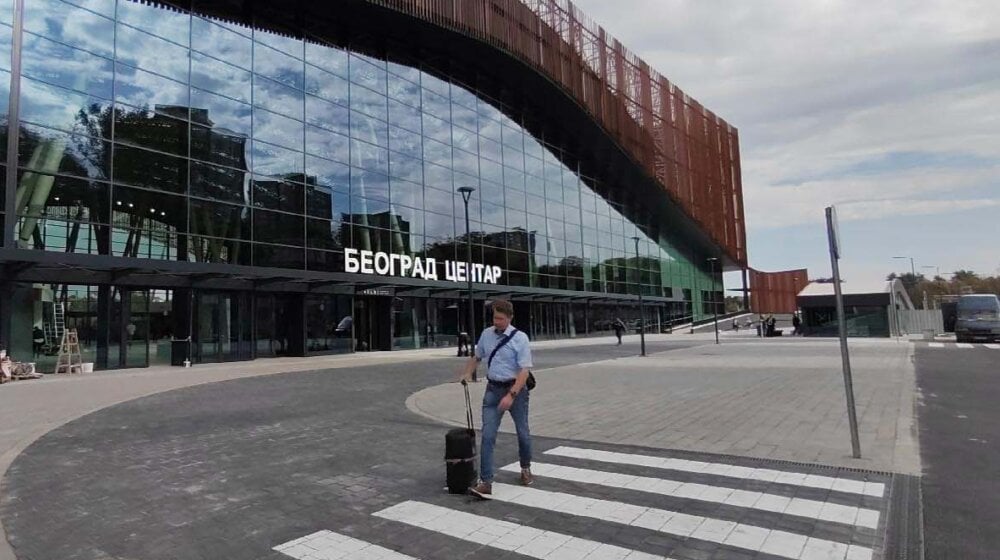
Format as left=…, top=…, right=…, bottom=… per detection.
left=412, top=339, right=920, bottom=474
left=0, top=338, right=918, bottom=559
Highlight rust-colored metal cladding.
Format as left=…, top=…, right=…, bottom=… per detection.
left=750, top=269, right=810, bottom=314
left=372, top=0, right=747, bottom=267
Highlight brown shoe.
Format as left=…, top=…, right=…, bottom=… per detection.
left=469, top=480, right=493, bottom=499
left=520, top=468, right=534, bottom=486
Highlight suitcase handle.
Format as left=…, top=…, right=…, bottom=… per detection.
left=462, top=380, right=475, bottom=433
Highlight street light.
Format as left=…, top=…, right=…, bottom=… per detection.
left=631, top=236, right=646, bottom=357
left=458, top=186, right=477, bottom=380
left=892, top=256, right=916, bottom=277
left=707, top=257, right=720, bottom=345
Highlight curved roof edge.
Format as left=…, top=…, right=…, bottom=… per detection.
left=372, top=0, right=747, bottom=266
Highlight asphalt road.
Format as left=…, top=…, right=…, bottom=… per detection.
left=915, top=344, right=1000, bottom=559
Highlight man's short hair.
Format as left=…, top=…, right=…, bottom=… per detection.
left=492, top=299, right=514, bottom=318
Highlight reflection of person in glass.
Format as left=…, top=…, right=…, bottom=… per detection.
left=334, top=315, right=352, bottom=338
left=33, top=325, right=45, bottom=357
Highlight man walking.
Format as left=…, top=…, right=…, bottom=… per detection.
left=460, top=299, right=533, bottom=498
left=612, top=317, right=626, bottom=345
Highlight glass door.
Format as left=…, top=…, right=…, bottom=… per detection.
left=125, top=289, right=150, bottom=368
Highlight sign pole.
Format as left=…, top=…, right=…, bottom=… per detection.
left=826, top=206, right=861, bottom=458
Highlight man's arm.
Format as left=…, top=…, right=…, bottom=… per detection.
left=509, top=368, right=530, bottom=394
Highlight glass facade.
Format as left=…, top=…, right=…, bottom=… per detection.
left=0, top=0, right=726, bottom=370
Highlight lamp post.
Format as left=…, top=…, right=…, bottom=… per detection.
left=458, top=186, right=477, bottom=379
left=707, top=258, right=720, bottom=344
left=892, top=256, right=915, bottom=277
left=631, top=236, right=646, bottom=357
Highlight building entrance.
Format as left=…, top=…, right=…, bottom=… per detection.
left=194, top=292, right=253, bottom=363
left=353, top=296, right=391, bottom=351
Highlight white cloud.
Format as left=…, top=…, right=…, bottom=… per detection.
left=571, top=0, right=1000, bottom=274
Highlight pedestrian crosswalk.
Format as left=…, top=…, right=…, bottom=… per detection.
left=926, top=342, right=999, bottom=349
left=273, top=446, right=889, bottom=560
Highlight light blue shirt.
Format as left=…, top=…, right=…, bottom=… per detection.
left=475, top=325, right=533, bottom=382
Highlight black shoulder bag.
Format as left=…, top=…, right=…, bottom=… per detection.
left=487, top=328, right=536, bottom=391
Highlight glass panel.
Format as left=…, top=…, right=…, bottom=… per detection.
left=306, top=294, right=352, bottom=353
left=190, top=119, right=250, bottom=170
left=188, top=235, right=250, bottom=265
left=253, top=177, right=304, bottom=214
left=251, top=141, right=303, bottom=177
left=253, top=107, right=304, bottom=152
left=306, top=217, right=342, bottom=250
left=191, top=160, right=248, bottom=204
left=190, top=88, right=251, bottom=139
left=305, top=95, right=350, bottom=137
left=111, top=186, right=184, bottom=259
left=253, top=76, right=304, bottom=120
left=117, top=65, right=188, bottom=114
left=252, top=209, right=303, bottom=246
left=254, top=43, right=303, bottom=90
left=191, top=52, right=251, bottom=102
left=117, top=0, right=189, bottom=46
left=349, top=54, right=386, bottom=94
left=255, top=294, right=275, bottom=357
left=115, top=24, right=190, bottom=82
left=14, top=171, right=109, bottom=246
left=349, top=85, right=387, bottom=121
left=305, top=41, right=348, bottom=77
left=24, top=0, right=114, bottom=58
left=253, top=243, right=304, bottom=269
left=21, top=33, right=114, bottom=99
left=192, top=16, right=252, bottom=70
left=388, top=99, right=422, bottom=133
left=125, top=290, right=150, bottom=368
left=18, top=124, right=111, bottom=180
left=146, top=289, right=174, bottom=365
left=19, top=77, right=112, bottom=134
left=113, top=144, right=188, bottom=194
left=114, top=105, right=188, bottom=156
left=304, top=64, right=348, bottom=105
left=255, top=29, right=303, bottom=59
left=190, top=198, right=249, bottom=240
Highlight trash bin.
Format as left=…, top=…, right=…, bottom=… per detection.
left=170, top=339, right=190, bottom=366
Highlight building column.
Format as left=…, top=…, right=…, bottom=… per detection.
left=96, top=284, right=111, bottom=369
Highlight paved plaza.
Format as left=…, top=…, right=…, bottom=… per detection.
left=0, top=334, right=922, bottom=559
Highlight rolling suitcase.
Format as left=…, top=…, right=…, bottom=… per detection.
left=445, top=380, right=477, bottom=494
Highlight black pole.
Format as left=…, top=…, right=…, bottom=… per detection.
left=459, top=187, right=476, bottom=380
left=632, top=236, right=646, bottom=357
left=709, top=258, right=719, bottom=344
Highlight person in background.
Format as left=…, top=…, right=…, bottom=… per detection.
left=32, top=325, right=45, bottom=357
left=612, top=317, right=626, bottom=345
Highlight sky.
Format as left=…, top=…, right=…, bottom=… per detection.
left=571, top=0, right=1000, bottom=289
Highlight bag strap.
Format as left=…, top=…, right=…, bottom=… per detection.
left=487, top=328, right=519, bottom=368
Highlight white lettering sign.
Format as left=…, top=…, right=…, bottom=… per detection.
left=343, top=250, right=503, bottom=284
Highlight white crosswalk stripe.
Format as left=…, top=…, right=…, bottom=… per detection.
left=545, top=446, right=885, bottom=498
left=500, top=462, right=879, bottom=528
left=274, top=529, right=420, bottom=559
left=484, top=483, right=873, bottom=560
left=926, top=342, right=999, bottom=349
left=373, top=501, right=671, bottom=559
left=275, top=446, right=887, bottom=560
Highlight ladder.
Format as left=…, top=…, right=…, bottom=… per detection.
left=54, top=328, right=83, bottom=374
left=42, top=301, right=66, bottom=352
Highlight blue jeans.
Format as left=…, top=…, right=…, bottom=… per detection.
left=480, top=382, right=531, bottom=483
